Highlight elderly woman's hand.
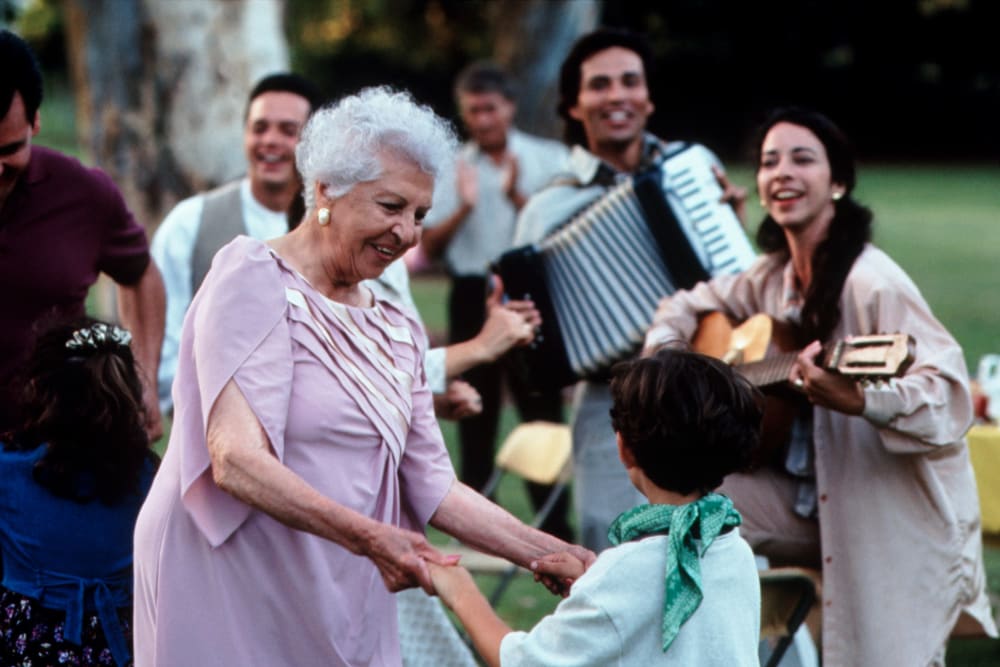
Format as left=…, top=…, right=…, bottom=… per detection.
left=530, top=545, right=597, bottom=597
left=362, top=523, right=459, bottom=594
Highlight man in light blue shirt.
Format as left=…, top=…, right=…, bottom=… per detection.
left=422, top=62, right=573, bottom=541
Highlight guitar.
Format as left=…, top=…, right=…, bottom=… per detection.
left=692, top=312, right=915, bottom=465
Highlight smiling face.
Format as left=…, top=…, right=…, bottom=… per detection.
left=0, top=92, right=39, bottom=208
left=317, top=150, right=433, bottom=287
left=569, top=46, right=654, bottom=159
left=757, top=122, right=845, bottom=236
left=243, top=91, right=312, bottom=201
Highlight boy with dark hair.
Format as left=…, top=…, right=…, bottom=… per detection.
left=429, top=349, right=762, bottom=666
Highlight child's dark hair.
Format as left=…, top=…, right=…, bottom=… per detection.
left=609, top=349, right=762, bottom=496
left=6, top=317, right=156, bottom=504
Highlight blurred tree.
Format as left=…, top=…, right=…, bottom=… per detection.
left=288, top=0, right=493, bottom=120
left=287, top=0, right=599, bottom=140
left=490, top=0, right=600, bottom=138
left=60, top=0, right=289, bottom=232
left=2, top=0, right=17, bottom=26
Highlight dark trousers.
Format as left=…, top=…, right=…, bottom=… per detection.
left=449, top=276, right=573, bottom=542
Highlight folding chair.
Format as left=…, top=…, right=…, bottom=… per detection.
left=448, top=420, right=573, bottom=607
left=759, top=567, right=822, bottom=667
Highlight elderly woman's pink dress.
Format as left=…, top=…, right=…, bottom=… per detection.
left=133, top=237, right=455, bottom=666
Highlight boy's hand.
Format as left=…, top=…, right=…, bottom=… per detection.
left=427, top=561, right=478, bottom=610
left=531, top=551, right=587, bottom=597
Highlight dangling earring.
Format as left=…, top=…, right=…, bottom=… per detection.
left=832, top=191, right=843, bottom=201
left=317, top=208, right=331, bottom=226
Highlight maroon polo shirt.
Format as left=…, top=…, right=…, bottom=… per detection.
left=0, top=146, right=150, bottom=430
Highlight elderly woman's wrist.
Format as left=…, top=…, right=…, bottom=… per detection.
left=349, top=515, right=384, bottom=556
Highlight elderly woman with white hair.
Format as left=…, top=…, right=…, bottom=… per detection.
left=132, top=87, right=593, bottom=666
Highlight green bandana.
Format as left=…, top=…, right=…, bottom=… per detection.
left=607, top=493, right=742, bottom=653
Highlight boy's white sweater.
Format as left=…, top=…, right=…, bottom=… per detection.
left=500, top=528, right=761, bottom=666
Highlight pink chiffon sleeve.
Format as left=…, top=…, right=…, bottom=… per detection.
left=175, top=238, right=294, bottom=547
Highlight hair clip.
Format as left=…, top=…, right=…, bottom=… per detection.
left=65, top=323, right=133, bottom=351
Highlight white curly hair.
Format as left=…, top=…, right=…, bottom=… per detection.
left=295, top=86, right=458, bottom=211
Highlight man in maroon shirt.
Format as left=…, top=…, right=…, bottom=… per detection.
left=0, top=29, right=166, bottom=439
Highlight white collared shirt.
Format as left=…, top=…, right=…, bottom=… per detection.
left=151, top=177, right=288, bottom=412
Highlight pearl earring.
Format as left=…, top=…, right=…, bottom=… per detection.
left=832, top=191, right=843, bottom=201
left=318, top=208, right=331, bottom=225
left=759, top=199, right=766, bottom=208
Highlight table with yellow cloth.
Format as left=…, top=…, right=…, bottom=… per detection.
left=968, top=424, right=1000, bottom=534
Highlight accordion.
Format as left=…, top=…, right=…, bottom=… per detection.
left=495, top=143, right=756, bottom=389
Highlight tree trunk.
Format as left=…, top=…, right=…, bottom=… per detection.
left=490, top=0, right=601, bottom=140
left=61, top=0, right=289, bottom=234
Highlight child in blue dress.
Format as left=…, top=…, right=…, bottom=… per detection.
left=430, top=349, right=763, bottom=666
left=0, top=318, right=158, bottom=667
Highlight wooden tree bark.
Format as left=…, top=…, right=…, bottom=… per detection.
left=490, top=0, right=601, bottom=140
left=61, top=0, right=289, bottom=233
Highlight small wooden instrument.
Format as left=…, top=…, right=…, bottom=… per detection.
left=693, top=312, right=915, bottom=464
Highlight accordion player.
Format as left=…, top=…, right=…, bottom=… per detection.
left=494, top=142, right=756, bottom=389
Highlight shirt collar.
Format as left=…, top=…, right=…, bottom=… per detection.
left=780, top=259, right=804, bottom=323
left=566, top=133, right=670, bottom=186
left=0, top=146, right=49, bottom=220
left=23, top=144, right=51, bottom=186
left=461, top=127, right=523, bottom=163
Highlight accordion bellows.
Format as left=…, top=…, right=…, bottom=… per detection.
left=496, top=143, right=756, bottom=389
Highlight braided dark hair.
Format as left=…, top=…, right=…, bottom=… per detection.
left=6, top=317, right=156, bottom=504
left=753, top=108, right=873, bottom=344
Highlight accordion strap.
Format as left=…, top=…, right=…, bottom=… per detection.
left=634, top=169, right=710, bottom=290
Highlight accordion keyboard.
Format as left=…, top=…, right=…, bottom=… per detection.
left=662, top=144, right=756, bottom=275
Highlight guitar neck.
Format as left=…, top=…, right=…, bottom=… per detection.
left=736, top=352, right=801, bottom=388
left=693, top=312, right=914, bottom=388
left=735, top=334, right=913, bottom=387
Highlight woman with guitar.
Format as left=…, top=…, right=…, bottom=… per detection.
left=643, top=108, right=995, bottom=666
